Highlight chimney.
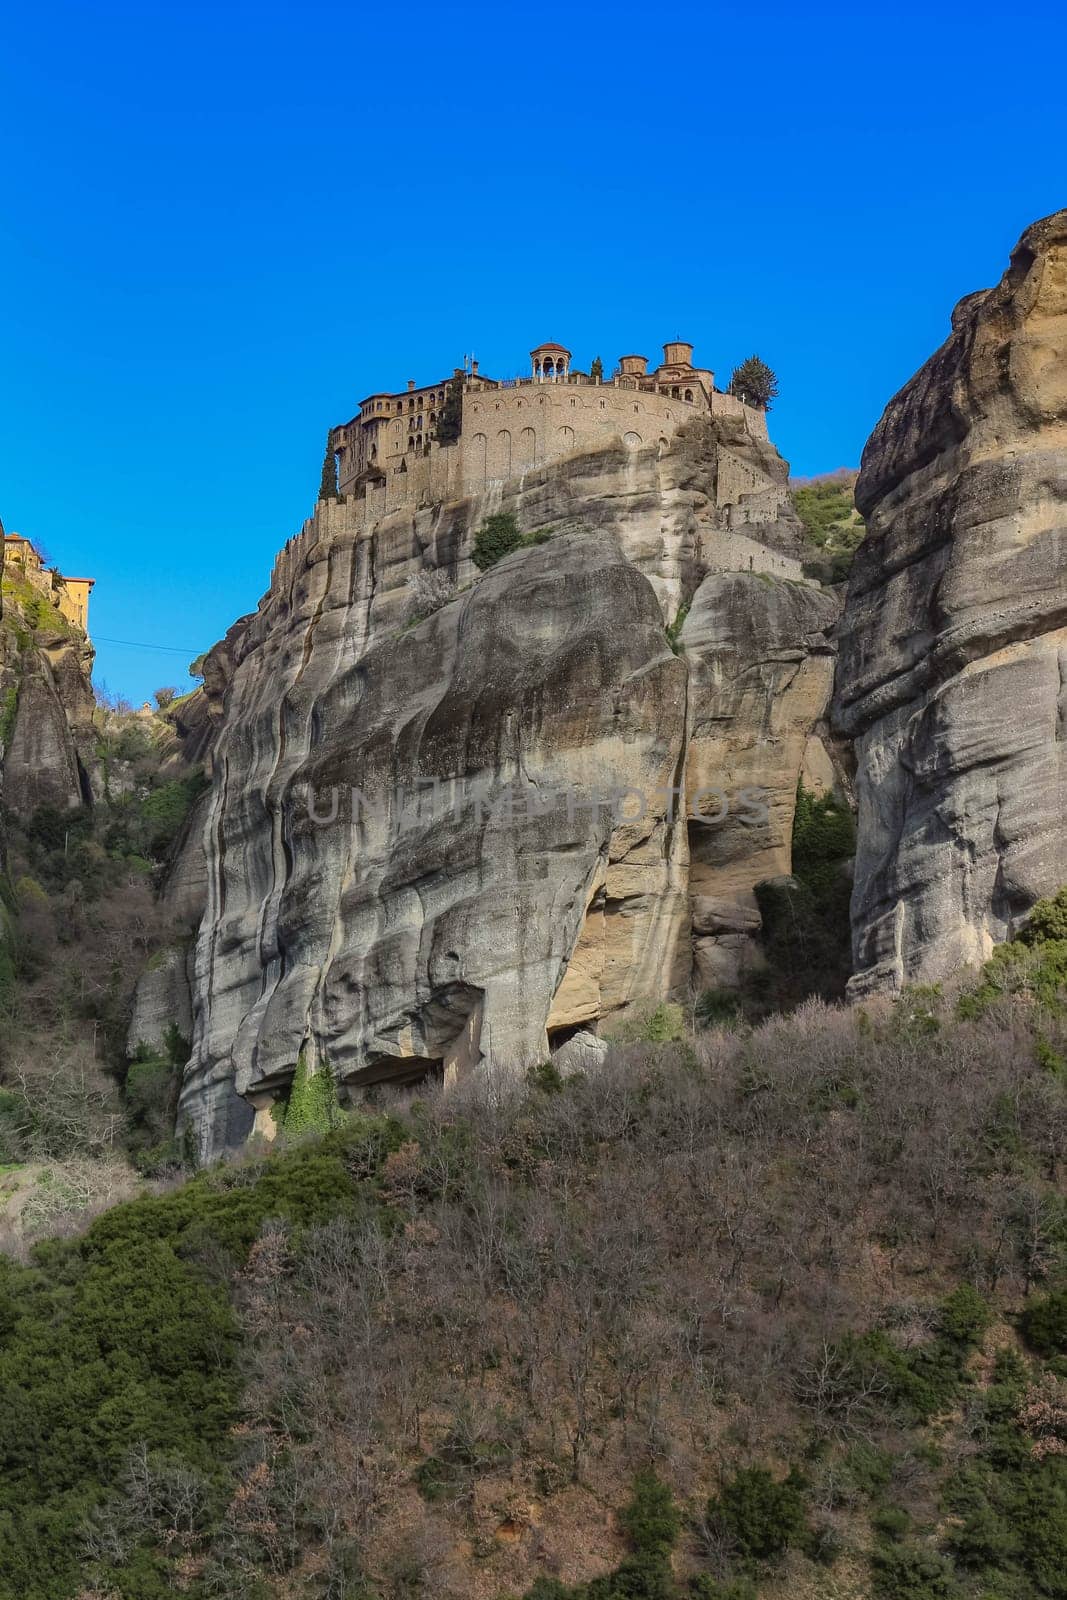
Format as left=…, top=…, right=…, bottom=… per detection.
left=471, top=359, right=479, bottom=375
left=407, top=379, right=416, bottom=391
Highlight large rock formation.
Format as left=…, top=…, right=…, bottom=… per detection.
left=683, top=573, right=839, bottom=989
left=143, top=416, right=840, bottom=1157
left=0, top=533, right=96, bottom=817
left=833, top=210, right=1067, bottom=992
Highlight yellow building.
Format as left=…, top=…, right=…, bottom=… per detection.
left=3, top=532, right=94, bottom=633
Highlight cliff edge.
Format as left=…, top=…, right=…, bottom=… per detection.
left=833, top=209, right=1067, bottom=992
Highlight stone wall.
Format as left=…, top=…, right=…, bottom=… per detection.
left=337, top=379, right=771, bottom=515
left=461, top=381, right=696, bottom=486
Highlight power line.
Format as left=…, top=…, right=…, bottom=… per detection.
left=91, top=634, right=205, bottom=655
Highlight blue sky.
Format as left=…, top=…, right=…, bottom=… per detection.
left=1, top=0, right=1064, bottom=704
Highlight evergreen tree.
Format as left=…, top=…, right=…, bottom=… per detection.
left=729, top=355, right=780, bottom=410
left=590, top=354, right=603, bottom=383
left=318, top=436, right=338, bottom=500
left=436, top=378, right=463, bottom=444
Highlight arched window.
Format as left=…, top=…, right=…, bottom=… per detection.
left=396, top=401, right=403, bottom=413
left=684, top=388, right=693, bottom=402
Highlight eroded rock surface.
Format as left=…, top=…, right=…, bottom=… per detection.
left=833, top=209, right=1067, bottom=992
left=682, top=573, right=839, bottom=988
left=149, top=419, right=839, bottom=1156
left=0, top=576, right=96, bottom=818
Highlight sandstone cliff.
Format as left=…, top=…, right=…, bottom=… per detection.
left=833, top=209, right=1067, bottom=992
left=0, top=534, right=97, bottom=817
left=143, top=415, right=840, bottom=1157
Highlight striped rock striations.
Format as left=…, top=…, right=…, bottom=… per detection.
left=833, top=210, right=1067, bottom=993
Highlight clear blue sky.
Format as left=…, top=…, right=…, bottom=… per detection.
left=1, top=1, right=1064, bottom=704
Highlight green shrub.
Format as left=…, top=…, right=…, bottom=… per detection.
left=957, top=938, right=1067, bottom=1019
left=705, top=1465, right=809, bottom=1564
left=641, top=1003, right=685, bottom=1043
left=937, top=1284, right=992, bottom=1346
left=831, top=1296, right=985, bottom=1425
left=792, top=474, right=866, bottom=582
left=279, top=1055, right=347, bottom=1137
left=522, top=1475, right=680, bottom=1599
left=666, top=604, right=689, bottom=654
left=139, top=772, right=207, bottom=858
left=528, top=1059, right=568, bottom=1095
left=791, top=782, right=855, bottom=899
left=1019, top=1287, right=1067, bottom=1357
left=1020, top=886, right=1067, bottom=945
left=873, top=1505, right=912, bottom=1543
left=686, top=1581, right=757, bottom=1600
left=0, top=684, right=18, bottom=746
left=619, top=1471, right=679, bottom=1557
left=473, top=512, right=525, bottom=570
left=840, top=1442, right=895, bottom=1499
left=871, top=1543, right=961, bottom=1598
left=694, top=989, right=744, bottom=1030
left=0, top=1116, right=400, bottom=1595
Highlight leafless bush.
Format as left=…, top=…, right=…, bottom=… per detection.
left=18, top=1154, right=137, bottom=1235
left=221, top=988, right=1066, bottom=1592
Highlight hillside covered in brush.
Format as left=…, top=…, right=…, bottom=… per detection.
left=1, top=901, right=1066, bottom=1600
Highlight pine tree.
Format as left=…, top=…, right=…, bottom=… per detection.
left=590, top=355, right=603, bottom=383
left=728, top=355, right=780, bottom=410
left=436, top=378, right=463, bottom=444
left=318, top=436, right=338, bottom=500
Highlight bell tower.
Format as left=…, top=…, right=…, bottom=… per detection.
left=530, top=342, right=572, bottom=382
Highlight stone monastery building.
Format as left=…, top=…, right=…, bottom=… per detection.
left=329, top=340, right=769, bottom=513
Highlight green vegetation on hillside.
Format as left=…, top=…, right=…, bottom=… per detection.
left=698, top=780, right=855, bottom=1026
left=472, top=511, right=554, bottom=570
left=2, top=920, right=1066, bottom=1599
left=0, top=698, right=209, bottom=1217
left=792, top=471, right=866, bottom=583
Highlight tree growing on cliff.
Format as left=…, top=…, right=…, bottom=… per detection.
left=318, top=436, right=339, bottom=501
left=729, top=356, right=779, bottom=411
left=436, top=379, right=463, bottom=444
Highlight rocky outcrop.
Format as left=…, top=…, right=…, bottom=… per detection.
left=0, top=553, right=96, bottom=817
left=146, top=418, right=839, bottom=1157
left=682, top=573, right=839, bottom=988
left=833, top=210, right=1067, bottom=992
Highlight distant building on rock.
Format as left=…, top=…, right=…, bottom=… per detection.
left=3, top=531, right=94, bottom=632
left=328, top=339, right=769, bottom=511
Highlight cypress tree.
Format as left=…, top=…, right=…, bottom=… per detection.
left=318, top=436, right=338, bottom=500
left=436, top=379, right=463, bottom=444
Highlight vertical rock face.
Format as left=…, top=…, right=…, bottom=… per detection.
left=149, top=418, right=840, bottom=1157
left=683, top=573, right=839, bottom=989
left=833, top=210, right=1067, bottom=992
left=0, top=534, right=97, bottom=818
